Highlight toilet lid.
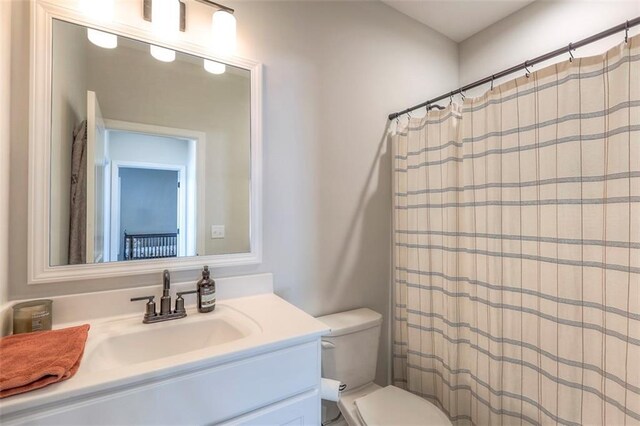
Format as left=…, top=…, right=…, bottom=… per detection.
left=354, top=386, right=452, bottom=426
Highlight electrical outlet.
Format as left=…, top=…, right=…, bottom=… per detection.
left=210, top=225, right=225, bottom=239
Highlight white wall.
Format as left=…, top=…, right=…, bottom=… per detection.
left=231, top=1, right=458, bottom=385
left=7, top=0, right=458, bottom=388
left=0, top=1, right=11, bottom=308
left=460, top=0, right=640, bottom=97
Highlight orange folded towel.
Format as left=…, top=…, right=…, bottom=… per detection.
left=0, top=324, right=90, bottom=398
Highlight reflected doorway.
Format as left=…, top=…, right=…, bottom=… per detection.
left=117, top=167, right=180, bottom=261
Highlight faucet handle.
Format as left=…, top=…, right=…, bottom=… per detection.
left=175, top=290, right=197, bottom=314
left=130, top=295, right=157, bottom=319
left=130, top=295, right=155, bottom=302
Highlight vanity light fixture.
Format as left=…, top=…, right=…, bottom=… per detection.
left=210, top=8, right=236, bottom=56
left=142, top=0, right=236, bottom=69
left=80, top=0, right=118, bottom=49
left=204, top=59, right=226, bottom=74
left=149, top=0, right=180, bottom=62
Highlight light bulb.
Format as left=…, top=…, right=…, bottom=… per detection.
left=150, top=45, right=176, bottom=62
left=211, top=10, right=236, bottom=56
left=87, top=29, right=118, bottom=49
left=152, top=0, right=180, bottom=38
left=204, top=59, right=226, bottom=74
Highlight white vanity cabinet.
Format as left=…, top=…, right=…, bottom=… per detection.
left=0, top=289, right=330, bottom=426
left=3, top=340, right=322, bottom=425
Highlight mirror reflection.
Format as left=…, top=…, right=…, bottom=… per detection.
left=50, top=19, right=251, bottom=266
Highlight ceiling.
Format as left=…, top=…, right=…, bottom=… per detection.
left=380, top=0, right=536, bottom=42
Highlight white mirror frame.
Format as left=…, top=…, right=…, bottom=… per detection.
left=28, top=0, right=262, bottom=284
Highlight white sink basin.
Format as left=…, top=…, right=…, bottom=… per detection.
left=82, top=305, right=260, bottom=373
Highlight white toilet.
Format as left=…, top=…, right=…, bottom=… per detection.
left=318, top=308, right=452, bottom=426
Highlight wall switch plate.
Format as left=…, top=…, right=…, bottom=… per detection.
left=210, top=225, right=225, bottom=239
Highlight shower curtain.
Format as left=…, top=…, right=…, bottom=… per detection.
left=392, top=35, right=639, bottom=425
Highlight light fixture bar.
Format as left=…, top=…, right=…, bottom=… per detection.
left=193, top=0, right=234, bottom=14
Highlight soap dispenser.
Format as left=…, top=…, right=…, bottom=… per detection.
left=197, top=266, right=216, bottom=313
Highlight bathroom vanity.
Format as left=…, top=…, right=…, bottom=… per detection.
left=0, top=274, right=329, bottom=425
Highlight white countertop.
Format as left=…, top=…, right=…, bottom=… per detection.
left=0, top=286, right=329, bottom=419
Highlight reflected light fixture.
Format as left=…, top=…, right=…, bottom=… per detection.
left=87, top=29, right=118, bottom=49
left=150, top=45, right=177, bottom=62
left=204, top=59, right=226, bottom=75
left=149, top=44, right=176, bottom=62
left=80, top=0, right=118, bottom=49
left=149, top=0, right=180, bottom=62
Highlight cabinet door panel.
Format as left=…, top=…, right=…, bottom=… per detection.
left=224, top=390, right=320, bottom=426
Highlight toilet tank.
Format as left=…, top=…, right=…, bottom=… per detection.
left=317, top=308, right=383, bottom=392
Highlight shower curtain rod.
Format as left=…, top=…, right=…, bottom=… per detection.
left=388, top=16, right=640, bottom=121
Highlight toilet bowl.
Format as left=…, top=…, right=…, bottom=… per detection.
left=317, top=308, right=452, bottom=426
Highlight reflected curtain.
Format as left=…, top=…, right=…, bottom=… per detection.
left=392, top=35, right=639, bottom=425
left=68, top=120, right=87, bottom=265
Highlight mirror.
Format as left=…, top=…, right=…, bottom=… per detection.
left=49, top=19, right=252, bottom=267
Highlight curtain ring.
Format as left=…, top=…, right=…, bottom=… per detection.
left=524, top=60, right=531, bottom=78
left=449, top=93, right=453, bottom=105
left=459, top=89, right=466, bottom=101
left=490, top=75, right=494, bottom=91
left=625, top=20, right=629, bottom=44
left=568, top=43, right=574, bottom=62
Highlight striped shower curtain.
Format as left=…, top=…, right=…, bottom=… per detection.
left=392, top=35, right=639, bottom=425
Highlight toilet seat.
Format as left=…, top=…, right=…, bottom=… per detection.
left=353, top=386, right=451, bottom=426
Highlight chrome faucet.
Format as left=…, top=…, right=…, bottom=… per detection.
left=130, top=269, right=197, bottom=324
